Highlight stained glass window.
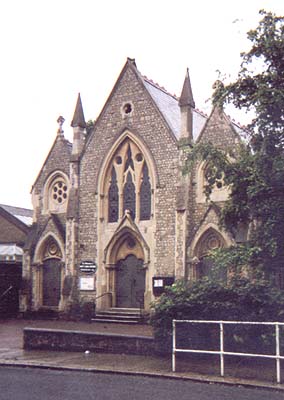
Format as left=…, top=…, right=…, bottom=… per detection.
left=108, top=167, right=119, bottom=222
left=123, top=172, right=136, bottom=219
left=140, top=163, right=151, bottom=220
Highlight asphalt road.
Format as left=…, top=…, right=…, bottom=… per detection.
left=0, top=366, right=282, bottom=400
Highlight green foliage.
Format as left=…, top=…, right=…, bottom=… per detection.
left=184, top=10, right=284, bottom=274
left=86, top=119, right=95, bottom=137
left=150, top=278, right=284, bottom=352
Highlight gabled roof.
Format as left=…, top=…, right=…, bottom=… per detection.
left=0, top=204, right=33, bottom=228
left=142, top=76, right=207, bottom=141
left=86, top=58, right=246, bottom=147
left=31, top=135, right=72, bottom=190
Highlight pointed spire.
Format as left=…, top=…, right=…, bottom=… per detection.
left=71, top=93, right=86, bottom=128
left=179, top=68, right=195, bottom=108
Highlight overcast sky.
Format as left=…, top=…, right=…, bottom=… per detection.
left=0, top=0, right=283, bottom=209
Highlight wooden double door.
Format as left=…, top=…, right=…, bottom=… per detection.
left=42, top=258, right=61, bottom=307
left=116, top=255, right=145, bottom=308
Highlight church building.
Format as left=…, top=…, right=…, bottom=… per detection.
left=22, top=58, right=244, bottom=316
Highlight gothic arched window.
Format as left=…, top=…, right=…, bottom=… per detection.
left=195, top=229, right=226, bottom=281
left=105, top=138, right=152, bottom=222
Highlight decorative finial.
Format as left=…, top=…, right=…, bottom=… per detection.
left=57, top=116, right=65, bottom=135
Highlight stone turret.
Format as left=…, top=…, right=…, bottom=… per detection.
left=71, top=93, right=86, bottom=158
left=179, top=69, right=195, bottom=142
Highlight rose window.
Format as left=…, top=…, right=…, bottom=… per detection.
left=52, top=180, right=68, bottom=204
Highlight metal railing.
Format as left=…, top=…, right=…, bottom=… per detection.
left=172, top=320, right=284, bottom=383
left=0, top=285, right=13, bottom=303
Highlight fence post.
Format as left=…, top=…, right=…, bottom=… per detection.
left=220, top=322, right=224, bottom=377
left=276, top=323, right=281, bottom=384
left=172, top=320, right=176, bottom=372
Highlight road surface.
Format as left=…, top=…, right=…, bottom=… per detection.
left=0, top=366, right=281, bottom=400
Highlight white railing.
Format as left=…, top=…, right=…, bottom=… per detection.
left=172, top=320, right=284, bottom=383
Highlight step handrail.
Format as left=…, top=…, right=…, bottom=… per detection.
left=95, top=291, right=112, bottom=303
left=0, top=285, right=13, bottom=302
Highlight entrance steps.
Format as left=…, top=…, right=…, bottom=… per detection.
left=92, top=308, right=144, bottom=324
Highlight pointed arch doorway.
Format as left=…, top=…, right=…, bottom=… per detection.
left=103, top=226, right=149, bottom=310
left=116, top=254, right=145, bottom=308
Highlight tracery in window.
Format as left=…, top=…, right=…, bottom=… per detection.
left=43, top=237, right=62, bottom=260
left=204, top=164, right=224, bottom=191
left=44, top=172, right=69, bottom=213
left=104, top=138, right=152, bottom=222
left=51, top=179, right=68, bottom=205
left=196, top=161, right=228, bottom=203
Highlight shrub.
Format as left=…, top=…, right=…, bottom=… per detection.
left=150, top=277, right=284, bottom=353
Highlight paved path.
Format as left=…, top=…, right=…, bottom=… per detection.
left=0, top=318, right=283, bottom=392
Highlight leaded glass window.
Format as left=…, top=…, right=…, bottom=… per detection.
left=123, top=172, right=136, bottom=219
left=108, top=167, right=119, bottom=222
left=104, top=138, right=153, bottom=222
left=140, top=163, right=151, bottom=220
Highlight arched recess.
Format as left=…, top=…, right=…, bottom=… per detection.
left=42, top=170, right=70, bottom=214
left=103, top=226, right=150, bottom=308
left=97, top=130, right=157, bottom=223
left=33, top=233, right=65, bottom=308
left=191, top=225, right=229, bottom=280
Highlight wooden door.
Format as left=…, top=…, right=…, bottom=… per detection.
left=116, top=255, right=145, bottom=308
left=42, top=258, right=61, bottom=307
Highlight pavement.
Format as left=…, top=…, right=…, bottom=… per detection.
left=0, top=318, right=283, bottom=391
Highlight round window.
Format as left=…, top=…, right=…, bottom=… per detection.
left=51, top=179, right=68, bottom=205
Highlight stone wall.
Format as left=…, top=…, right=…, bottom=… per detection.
left=24, top=327, right=158, bottom=356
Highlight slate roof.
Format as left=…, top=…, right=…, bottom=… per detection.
left=142, top=76, right=246, bottom=142
left=0, top=204, right=33, bottom=226
left=142, top=77, right=207, bottom=141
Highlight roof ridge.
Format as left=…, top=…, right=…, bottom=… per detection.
left=142, top=75, right=179, bottom=100
left=142, top=74, right=209, bottom=118
left=226, top=114, right=250, bottom=132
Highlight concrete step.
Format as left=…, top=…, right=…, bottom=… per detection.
left=92, top=308, right=144, bottom=324
left=91, top=318, right=140, bottom=324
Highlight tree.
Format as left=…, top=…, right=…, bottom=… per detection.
left=185, top=10, right=284, bottom=280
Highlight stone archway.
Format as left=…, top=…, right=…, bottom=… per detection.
left=103, top=223, right=148, bottom=310
left=36, top=236, right=63, bottom=309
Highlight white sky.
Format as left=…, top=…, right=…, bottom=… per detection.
left=0, top=0, right=283, bottom=209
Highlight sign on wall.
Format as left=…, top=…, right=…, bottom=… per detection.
left=79, top=276, right=95, bottom=291
left=79, top=260, right=97, bottom=274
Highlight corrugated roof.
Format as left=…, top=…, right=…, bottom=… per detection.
left=0, top=244, right=23, bottom=256
left=143, top=78, right=207, bottom=141
left=0, top=204, right=33, bottom=226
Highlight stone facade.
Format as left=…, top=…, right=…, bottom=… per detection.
left=23, top=59, right=244, bottom=314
